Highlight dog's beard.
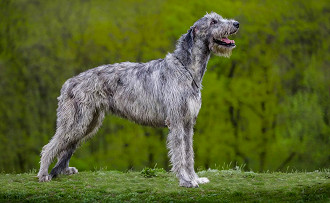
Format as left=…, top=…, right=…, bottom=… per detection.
left=209, top=43, right=234, bottom=58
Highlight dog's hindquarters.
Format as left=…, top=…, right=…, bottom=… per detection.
left=38, top=75, right=106, bottom=181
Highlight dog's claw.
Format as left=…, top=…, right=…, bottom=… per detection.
left=63, top=167, right=78, bottom=175
left=196, top=177, right=210, bottom=184
left=179, top=179, right=199, bottom=188
left=38, top=174, right=52, bottom=182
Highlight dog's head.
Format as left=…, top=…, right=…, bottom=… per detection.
left=188, top=12, right=239, bottom=57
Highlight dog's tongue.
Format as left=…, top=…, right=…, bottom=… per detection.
left=221, top=37, right=235, bottom=44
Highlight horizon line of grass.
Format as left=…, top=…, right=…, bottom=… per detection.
left=0, top=168, right=329, bottom=202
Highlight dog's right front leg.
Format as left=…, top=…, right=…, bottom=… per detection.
left=167, top=125, right=199, bottom=188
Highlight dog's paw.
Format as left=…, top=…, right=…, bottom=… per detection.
left=63, top=167, right=78, bottom=175
left=196, top=177, right=210, bottom=184
left=38, top=174, right=52, bottom=182
left=179, top=179, right=199, bottom=188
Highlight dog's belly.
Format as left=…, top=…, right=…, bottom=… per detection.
left=109, top=92, right=166, bottom=128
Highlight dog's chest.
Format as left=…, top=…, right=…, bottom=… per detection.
left=187, top=95, right=201, bottom=118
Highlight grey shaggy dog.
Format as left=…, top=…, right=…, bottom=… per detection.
left=38, top=12, right=239, bottom=188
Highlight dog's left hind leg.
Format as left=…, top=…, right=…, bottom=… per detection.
left=49, top=144, right=78, bottom=178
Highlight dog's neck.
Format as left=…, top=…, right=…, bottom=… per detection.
left=173, top=36, right=211, bottom=88
left=189, top=41, right=211, bottom=85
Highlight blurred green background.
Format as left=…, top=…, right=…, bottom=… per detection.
left=0, top=0, right=329, bottom=173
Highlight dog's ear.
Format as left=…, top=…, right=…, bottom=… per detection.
left=185, top=26, right=195, bottom=50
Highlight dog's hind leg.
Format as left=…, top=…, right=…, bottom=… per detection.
left=49, top=144, right=78, bottom=178
left=38, top=130, right=69, bottom=182
left=38, top=95, right=105, bottom=182
left=49, top=108, right=105, bottom=179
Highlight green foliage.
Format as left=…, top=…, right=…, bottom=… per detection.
left=0, top=170, right=329, bottom=202
left=0, top=0, right=329, bottom=173
left=141, top=165, right=166, bottom=178
left=141, top=168, right=157, bottom=178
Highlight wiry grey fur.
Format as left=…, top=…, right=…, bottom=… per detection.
left=38, top=12, right=239, bottom=188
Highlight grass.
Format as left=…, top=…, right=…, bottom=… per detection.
left=0, top=168, right=329, bottom=202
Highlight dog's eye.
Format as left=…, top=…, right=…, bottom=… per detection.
left=210, top=20, right=217, bottom=25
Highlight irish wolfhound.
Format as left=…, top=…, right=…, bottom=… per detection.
left=38, top=12, right=239, bottom=188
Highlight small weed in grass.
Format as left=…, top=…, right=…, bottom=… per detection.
left=140, top=164, right=166, bottom=178
left=141, top=167, right=157, bottom=178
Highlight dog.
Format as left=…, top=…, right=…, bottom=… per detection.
left=38, top=12, right=239, bottom=188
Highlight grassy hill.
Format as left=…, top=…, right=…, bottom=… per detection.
left=0, top=168, right=329, bottom=202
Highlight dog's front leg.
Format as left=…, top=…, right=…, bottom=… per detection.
left=167, top=124, right=199, bottom=188
left=184, top=122, right=210, bottom=185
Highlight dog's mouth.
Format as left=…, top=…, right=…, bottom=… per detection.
left=214, top=37, right=235, bottom=47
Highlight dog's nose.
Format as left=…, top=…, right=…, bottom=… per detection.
left=233, top=21, right=239, bottom=28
